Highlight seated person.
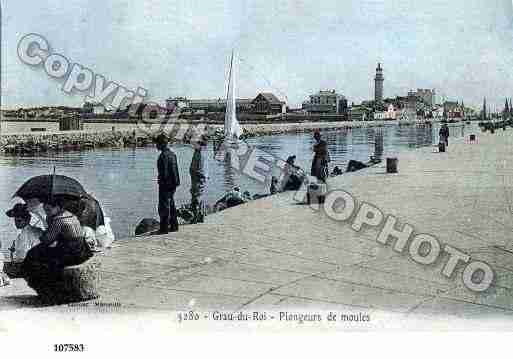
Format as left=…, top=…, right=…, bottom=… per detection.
left=22, top=197, right=93, bottom=279
left=330, top=166, right=343, bottom=177
left=281, top=156, right=305, bottom=192
left=225, top=187, right=245, bottom=208
left=243, top=191, right=252, bottom=202
left=346, top=159, right=368, bottom=173
left=214, top=187, right=245, bottom=211
left=368, top=155, right=382, bottom=164
left=5, top=203, right=43, bottom=263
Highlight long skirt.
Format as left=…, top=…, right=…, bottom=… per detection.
left=22, top=241, right=92, bottom=280
left=311, top=158, right=329, bottom=182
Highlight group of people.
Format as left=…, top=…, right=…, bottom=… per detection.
left=154, top=130, right=332, bottom=234
left=155, top=132, right=209, bottom=234
left=0, top=196, right=115, bottom=286
left=0, top=129, right=335, bottom=288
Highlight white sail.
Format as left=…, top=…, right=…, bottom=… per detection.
left=224, top=51, right=242, bottom=140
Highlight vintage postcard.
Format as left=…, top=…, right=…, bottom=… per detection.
left=1, top=0, right=513, bottom=356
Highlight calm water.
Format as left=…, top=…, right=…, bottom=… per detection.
left=0, top=123, right=474, bottom=248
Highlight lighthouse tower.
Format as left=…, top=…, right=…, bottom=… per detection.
left=374, top=63, right=384, bottom=103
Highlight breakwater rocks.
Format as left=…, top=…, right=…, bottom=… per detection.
left=0, top=130, right=152, bottom=155
left=237, top=120, right=433, bottom=139
left=0, top=120, right=430, bottom=155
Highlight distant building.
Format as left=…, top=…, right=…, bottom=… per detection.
left=443, top=101, right=464, bottom=119
left=166, top=97, right=190, bottom=112
left=432, top=106, right=444, bottom=119
left=407, top=90, right=418, bottom=110
left=374, top=104, right=397, bottom=120
left=252, top=93, right=286, bottom=114
left=187, top=99, right=225, bottom=112
left=415, top=89, right=436, bottom=107
left=349, top=106, right=371, bottom=121
left=83, top=102, right=107, bottom=115
left=302, top=90, right=348, bottom=115
left=397, top=108, right=417, bottom=122
left=59, top=116, right=83, bottom=131
left=374, top=63, right=384, bottom=103
left=236, top=99, right=254, bottom=112
left=170, top=97, right=254, bottom=113
left=482, top=97, right=488, bottom=121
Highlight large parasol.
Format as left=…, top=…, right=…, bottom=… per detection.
left=14, top=174, right=87, bottom=202
left=14, top=173, right=105, bottom=230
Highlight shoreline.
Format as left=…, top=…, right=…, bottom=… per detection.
left=0, top=120, right=437, bottom=154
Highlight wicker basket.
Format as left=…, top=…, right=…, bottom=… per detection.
left=3, top=261, right=24, bottom=279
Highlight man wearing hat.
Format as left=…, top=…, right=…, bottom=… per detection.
left=311, top=131, right=330, bottom=182
left=189, top=134, right=208, bottom=223
left=5, top=203, right=43, bottom=263
left=155, top=133, right=180, bottom=234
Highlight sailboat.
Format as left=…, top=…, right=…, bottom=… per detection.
left=214, top=50, right=243, bottom=158
left=224, top=50, right=243, bottom=141
left=176, top=51, right=247, bottom=223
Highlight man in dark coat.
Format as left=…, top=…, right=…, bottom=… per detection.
left=155, top=133, right=180, bottom=234
left=439, top=124, right=450, bottom=147
left=311, top=131, right=330, bottom=182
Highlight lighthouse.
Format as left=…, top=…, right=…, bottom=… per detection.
left=374, top=63, right=384, bottom=103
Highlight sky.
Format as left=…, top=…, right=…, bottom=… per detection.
left=2, top=0, right=513, bottom=110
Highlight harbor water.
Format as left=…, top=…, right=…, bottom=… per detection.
left=0, top=123, right=475, bottom=250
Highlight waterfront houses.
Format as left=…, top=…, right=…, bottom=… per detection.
left=252, top=93, right=286, bottom=114
left=83, top=102, right=108, bottom=115
left=373, top=104, right=397, bottom=120
left=443, top=101, right=465, bottom=119
left=302, top=90, right=348, bottom=116
left=415, top=89, right=437, bottom=107
left=3, top=106, right=81, bottom=120
left=349, top=106, right=372, bottom=121
left=165, top=93, right=285, bottom=115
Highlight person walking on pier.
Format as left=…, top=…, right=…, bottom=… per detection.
left=311, top=131, right=330, bottom=183
left=439, top=123, right=450, bottom=147
left=155, top=134, right=180, bottom=234
left=190, top=134, right=208, bottom=223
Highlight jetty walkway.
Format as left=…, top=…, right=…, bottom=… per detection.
left=3, top=126, right=513, bottom=325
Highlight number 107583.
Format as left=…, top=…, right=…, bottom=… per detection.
left=54, top=344, right=86, bottom=352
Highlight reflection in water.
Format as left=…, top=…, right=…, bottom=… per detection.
left=0, top=123, right=475, bottom=244
left=374, top=129, right=384, bottom=160
left=223, top=151, right=237, bottom=190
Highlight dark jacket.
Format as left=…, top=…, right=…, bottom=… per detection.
left=311, top=140, right=330, bottom=180
left=439, top=125, right=449, bottom=138
left=158, top=148, right=180, bottom=189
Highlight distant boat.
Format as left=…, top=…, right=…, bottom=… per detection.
left=224, top=50, right=242, bottom=141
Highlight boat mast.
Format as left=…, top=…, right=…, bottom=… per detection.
left=224, top=50, right=234, bottom=139
left=225, top=50, right=234, bottom=105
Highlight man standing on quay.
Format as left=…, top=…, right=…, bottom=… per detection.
left=311, top=131, right=330, bottom=183
left=189, top=134, right=209, bottom=223
left=155, top=133, right=180, bottom=234
left=439, top=123, right=450, bottom=147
